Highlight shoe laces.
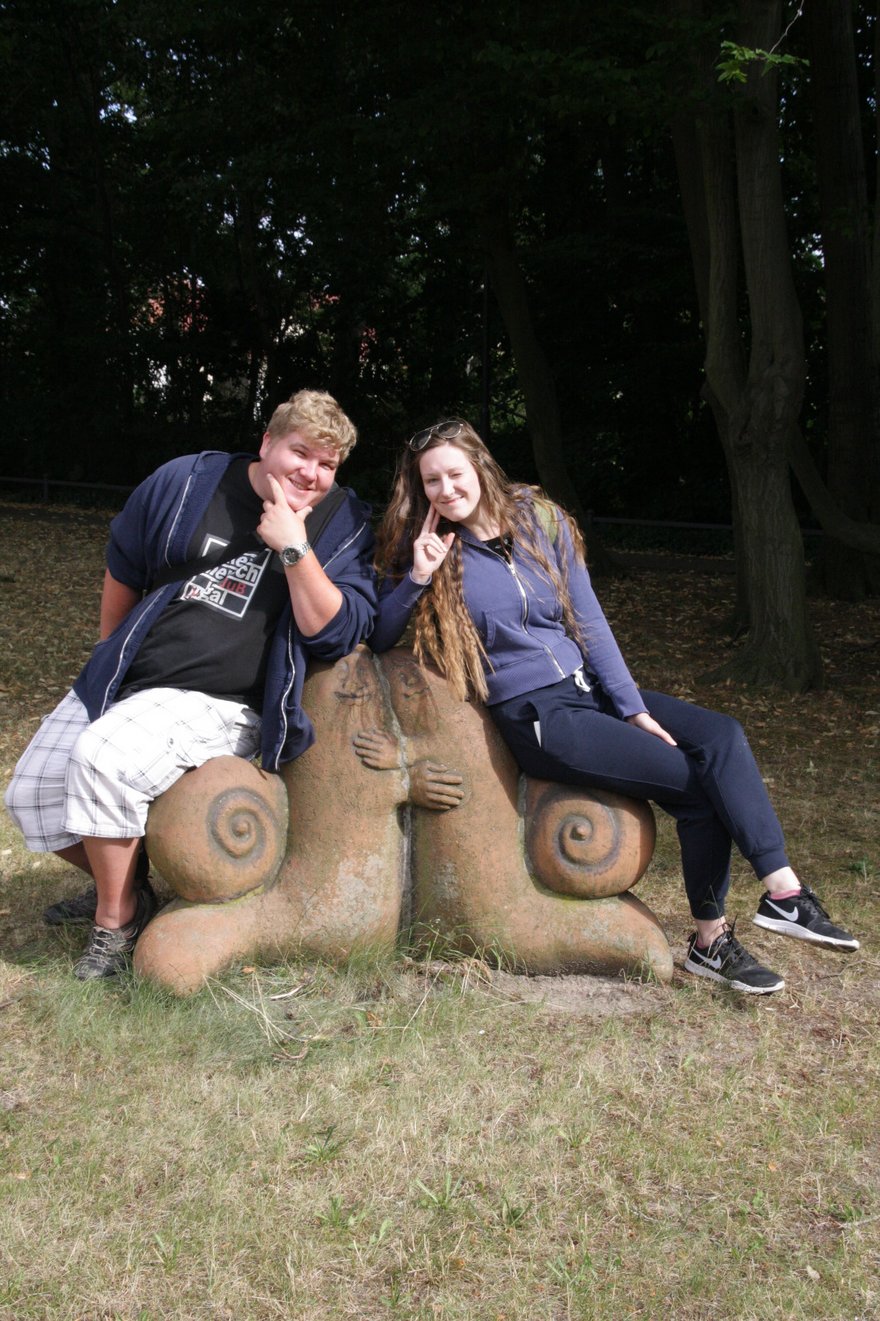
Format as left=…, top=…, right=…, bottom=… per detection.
left=797, top=885, right=829, bottom=919
left=85, top=923, right=132, bottom=956
left=707, top=920, right=756, bottom=969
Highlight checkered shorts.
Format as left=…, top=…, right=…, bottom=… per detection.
left=4, top=688, right=262, bottom=851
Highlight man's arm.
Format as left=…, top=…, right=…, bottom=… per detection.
left=100, top=569, right=141, bottom=640
left=256, top=473, right=345, bottom=636
left=279, top=551, right=344, bottom=638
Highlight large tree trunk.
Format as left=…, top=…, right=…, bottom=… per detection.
left=804, top=0, right=880, bottom=598
left=671, top=0, right=821, bottom=688
left=719, top=0, right=821, bottom=688
left=674, top=104, right=753, bottom=636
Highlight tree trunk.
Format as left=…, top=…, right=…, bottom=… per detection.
left=805, top=0, right=880, bottom=598
left=716, top=0, right=821, bottom=688
left=787, top=424, right=880, bottom=553
left=671, top=0, right=821, bottom=688
left=671, top=0, right=754, bottom=636
left=478, top=195, right=596, bottom=540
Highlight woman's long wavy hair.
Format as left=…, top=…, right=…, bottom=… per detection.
left=375, top=421, right=588, bottom=702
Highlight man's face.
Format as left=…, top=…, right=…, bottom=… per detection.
left=257, top=429, right=340, bottom=513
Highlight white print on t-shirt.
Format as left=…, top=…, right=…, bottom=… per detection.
left=179, top=535, right=273, bottom=619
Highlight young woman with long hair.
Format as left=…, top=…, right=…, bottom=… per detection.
left=369, top=419, right=859, bottom=995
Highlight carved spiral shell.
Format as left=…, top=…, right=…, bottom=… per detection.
left=146, top=756, right=288, bottom=903
left=525, top=782, right=656, bottom=899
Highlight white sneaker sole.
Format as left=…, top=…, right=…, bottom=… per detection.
left=683, top=957, right=785, bottom=995
left=752, top=914, right=859, bottom=950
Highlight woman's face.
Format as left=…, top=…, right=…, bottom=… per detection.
left=418, top=443, right=483, bottom=528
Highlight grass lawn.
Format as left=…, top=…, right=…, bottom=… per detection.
left=1, top=502, right=878, bottom=1320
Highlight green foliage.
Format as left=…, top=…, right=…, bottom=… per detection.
left=0, top=0, right=875, bottom=550
left=716, top=39, right=808, bottom=84
left=301, top=1125, right=348, bottom=1165
left=414, top=1171, right=465, bottom=1211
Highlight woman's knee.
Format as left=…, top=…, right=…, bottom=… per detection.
left=677, top=705, right=746, bottom=758
left=707, top=710, right=744, bottom=745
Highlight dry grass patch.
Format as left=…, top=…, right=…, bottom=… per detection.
left=1, top=502, right=879, bottom=1320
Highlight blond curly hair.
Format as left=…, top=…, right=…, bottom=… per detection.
left=265, top=389, right=358, bottom=460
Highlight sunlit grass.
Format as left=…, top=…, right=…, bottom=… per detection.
left=1, top=505, right=878, bottom=1319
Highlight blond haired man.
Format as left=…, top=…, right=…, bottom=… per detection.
left=5, top=390, right=376, bottom=978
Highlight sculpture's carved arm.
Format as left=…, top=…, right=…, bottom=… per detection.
left=409, top=759, right=465, bottom=811
left=352, top=728, right=401, bottom=771
left=353, top=729, right=465, bottom=812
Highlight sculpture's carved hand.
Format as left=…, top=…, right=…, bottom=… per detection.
left=353, top=728, right=401, bottom=771
left=410, top=759, right=465, bottom=811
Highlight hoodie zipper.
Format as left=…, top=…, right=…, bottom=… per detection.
left=477, top=540, right=566, bottom=679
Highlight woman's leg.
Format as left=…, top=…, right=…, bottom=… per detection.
left=638, top=690, right=789, bottom=884
left=492, top=680, right=740, bottom=921
left=493, top=678, right=857, bottom=955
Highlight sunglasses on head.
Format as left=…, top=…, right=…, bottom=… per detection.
left=407, top=420, right=466, bottom=452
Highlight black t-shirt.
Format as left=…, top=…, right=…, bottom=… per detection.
left=119, top=458, right=290, bottom=710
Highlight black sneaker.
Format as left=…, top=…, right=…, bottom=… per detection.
left=753, top=885, right=859, bottom=951
left=73, top=884, right=158, bottom=981
left=44, top=849, right=151, bottom=926
left=44, top=882, right=99, bottom=927
left=684, top=923, right=785, bottom=995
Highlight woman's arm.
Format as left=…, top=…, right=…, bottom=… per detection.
left=550, top=515, right=676, bottom=743
left=550, top=515, right=645, bottom=718
left=368, top=508, right=454, bottom=653
left=367, top=572, right=428, bottom=652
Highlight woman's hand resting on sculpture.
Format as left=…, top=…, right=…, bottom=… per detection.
left=411, top=507, right=455, bottom=585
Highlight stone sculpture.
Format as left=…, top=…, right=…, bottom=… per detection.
left=133, top=647, right=672, bottom=993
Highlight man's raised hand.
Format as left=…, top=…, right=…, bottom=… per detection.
left=257, top=473, right=312, bottom=553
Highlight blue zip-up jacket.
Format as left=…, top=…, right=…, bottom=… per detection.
left=72, top=450, right=377, bottom=769
left=368, top=500, right=645, bottom=718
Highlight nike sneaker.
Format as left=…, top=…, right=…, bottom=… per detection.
left=753, top=885, right=859, bottom=950
left=684, top=924, right=785, bottom=994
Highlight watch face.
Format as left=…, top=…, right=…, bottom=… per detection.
left=280, top=543, right=309, bottom=566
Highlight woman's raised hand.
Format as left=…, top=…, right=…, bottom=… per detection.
left=411, top=507, right=455, bottom=585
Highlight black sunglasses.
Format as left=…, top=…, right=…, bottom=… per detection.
left=407, top=420, right=467, bottom=452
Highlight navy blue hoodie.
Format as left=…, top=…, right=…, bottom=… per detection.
left=72, top=450, right=377, bottom=769
left=369, top=499, right=644, bottom=718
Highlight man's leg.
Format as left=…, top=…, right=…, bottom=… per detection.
left=4, top=691, right=91, bottom=857
left=56, top=843, right=92, bottom=876
left=64, top=688, right=261, bottom=978
left=72, top=836, right=154, bottom=981
left=82, top=837, right=141, bottom=928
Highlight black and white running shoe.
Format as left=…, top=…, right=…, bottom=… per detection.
left=684, top=924, right=785, bottom=995
left=73, top=883, right=158, bottom=981
left=753, top=885, right=859, bottom=951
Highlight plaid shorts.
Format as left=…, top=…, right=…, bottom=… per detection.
left=4, top=688, right=262, bottom=851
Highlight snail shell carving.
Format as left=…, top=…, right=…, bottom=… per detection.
left=146, top=756, right=288, bottom=903
left=525, top=781, right=656, bottom=899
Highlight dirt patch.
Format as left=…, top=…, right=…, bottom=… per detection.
left=482, top=967, right=669, bottom=1015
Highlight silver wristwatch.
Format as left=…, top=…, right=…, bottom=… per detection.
left=278, top=541, right=312, bottom=567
